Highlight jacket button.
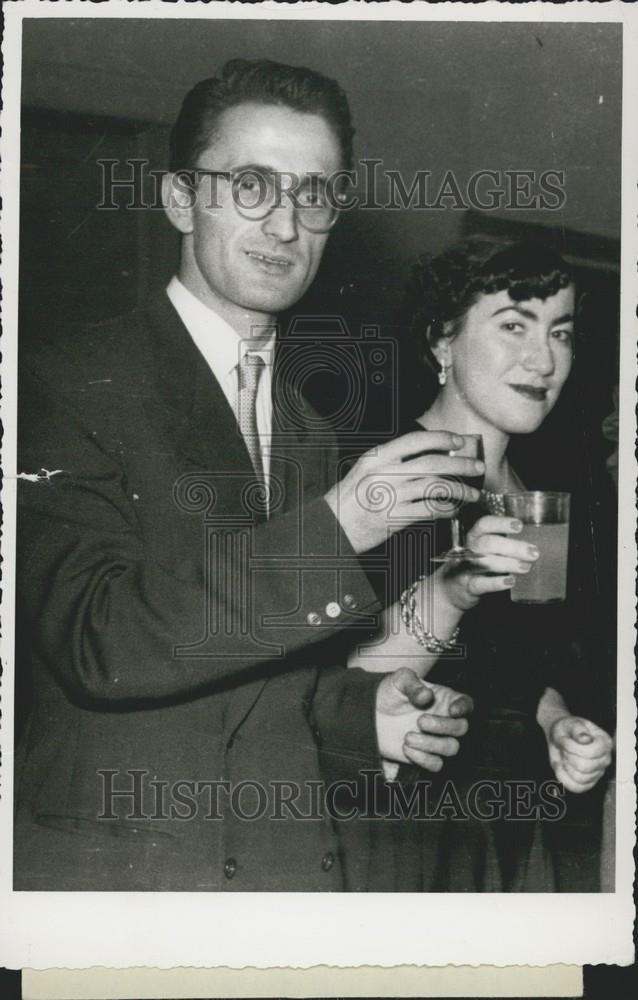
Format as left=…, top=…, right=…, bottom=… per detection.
left=307, top=612, right=322, bottom=626
left=342, top=594, right=358, bottom=610
left=223, top=857, right=237, bottom=880
left=321, top=851, right=335, bottom=872
left=325, top=601, right=341, bottom=619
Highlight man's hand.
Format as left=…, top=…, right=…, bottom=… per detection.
left=547, top=716, right=613, bottom=793
left=375, top=667, right=473, bottom=773
left=324, top=430, right=483, bottom=553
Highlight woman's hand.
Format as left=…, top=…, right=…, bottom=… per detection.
left=546, top=716, right=614, bottom=793
left=348, top=515, right=538, bottom=679
left=436, top=514, right=539, bottom=611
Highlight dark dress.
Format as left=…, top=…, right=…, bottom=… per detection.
left=337, top=421, right=611, bottom=893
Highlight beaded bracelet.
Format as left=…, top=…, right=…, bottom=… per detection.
left=400, top=575, right=460, bottom=654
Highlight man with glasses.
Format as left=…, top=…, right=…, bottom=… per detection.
left=179, top=165, right=345, bottom=232
left=15, top=59, right=475, bottom=891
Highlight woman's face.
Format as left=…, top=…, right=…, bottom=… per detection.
left=436, top=284, right=575, bottom=435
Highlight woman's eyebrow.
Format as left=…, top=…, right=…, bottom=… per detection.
left=491, top=305, right=538, bottom=320
left=490, top=305, right=574, bottom=324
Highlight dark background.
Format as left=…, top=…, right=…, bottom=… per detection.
left=20, top=18, right=620, bottom=322
left=15, top=18, right=622, bottom=892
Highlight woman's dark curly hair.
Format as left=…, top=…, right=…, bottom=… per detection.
left=406, top=237, right=575, bottom=392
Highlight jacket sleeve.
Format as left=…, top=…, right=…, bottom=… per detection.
left=310, top=663, right=384, bottom=785
left=17, top=358, right=381, bottom=705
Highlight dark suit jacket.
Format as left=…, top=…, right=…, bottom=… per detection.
left=14, top=292, right=384, bottom=891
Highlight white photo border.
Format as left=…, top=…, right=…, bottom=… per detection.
left=0, top=0, right=635, bottom=971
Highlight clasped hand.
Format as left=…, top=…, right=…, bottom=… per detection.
left=547, top=716, right=613, bottom=793
left=375, top=666, right=473, bottom=773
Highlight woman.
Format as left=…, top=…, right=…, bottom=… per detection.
left=346, top=238, right=613, bottom=892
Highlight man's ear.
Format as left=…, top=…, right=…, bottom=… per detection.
left=162, top=172, right=195, bottom=235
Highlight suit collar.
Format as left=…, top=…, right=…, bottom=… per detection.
left=141, top=291, right=320, bottom=522
left=166, top=276, right=276, bottom=391
left=142, top=291, right=252, bottom=475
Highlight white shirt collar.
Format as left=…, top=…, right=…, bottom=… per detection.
left=165, top=278, right=275, bottom=494
left=166, top=276, right=275, bottom=383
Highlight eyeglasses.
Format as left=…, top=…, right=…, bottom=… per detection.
left=178, top=167, right=345, bottom=233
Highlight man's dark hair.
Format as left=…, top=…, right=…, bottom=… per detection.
left=169, top=58, right=355, bottom=172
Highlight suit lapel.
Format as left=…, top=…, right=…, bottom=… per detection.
left=142, top=293, right=258, bottom=485
left=143, top=293, right=293, bottom=736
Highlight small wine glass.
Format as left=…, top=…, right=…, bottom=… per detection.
left=431, top=433, right=485, bottom=564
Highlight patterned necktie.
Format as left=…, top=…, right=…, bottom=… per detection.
left=237, top=351, right=265, bottom=486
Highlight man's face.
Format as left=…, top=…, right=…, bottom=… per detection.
left=175, top=102, right=343, bottom=323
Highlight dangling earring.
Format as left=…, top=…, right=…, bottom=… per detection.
left=438, top=365, right=448, bottom=387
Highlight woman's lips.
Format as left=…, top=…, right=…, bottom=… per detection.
left=509, top=383, right=549, bottom=401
